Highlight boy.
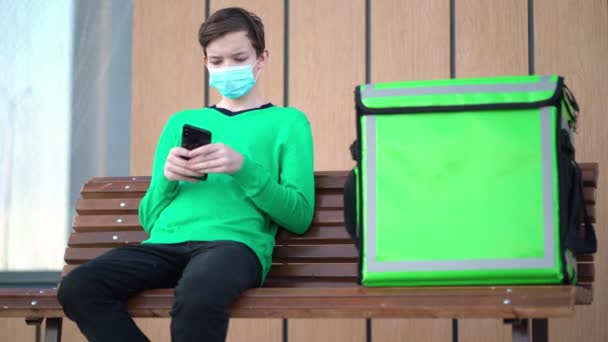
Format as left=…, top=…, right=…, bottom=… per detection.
left=58, top=7, right=314, bottom=342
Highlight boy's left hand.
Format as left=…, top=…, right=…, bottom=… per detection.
left=186, top=143, right=244, bottom=175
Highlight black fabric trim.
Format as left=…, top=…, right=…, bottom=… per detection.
left=354, top=77, right=565, bottom=116
left=357, top=176, right=364, bottom=286
left=555, top=85, right=597, bottom=283
left=354, top=88, right=364, bottom=285
left=209, top=103, right=274, bottom=117
left=556, top=99, right=571, bottom=284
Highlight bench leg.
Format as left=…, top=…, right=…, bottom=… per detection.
left=25, top=318, right=43, bottom=342
left=452, top=319, right=459, bottom=342
left=506, top=318, right=549, bottom=342
left=532, top=319, right=548, bottom=342
left=511, top=319, right=530, bottom=342
left=44, top=318, right=63, bottom=342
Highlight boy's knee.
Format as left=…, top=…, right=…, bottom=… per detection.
left=57, top=267, right=99, bottom=309
left=172, top=284, right=229, bottom=320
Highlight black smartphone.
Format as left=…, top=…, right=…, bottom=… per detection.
left=181, top=124, right=212, bottom=180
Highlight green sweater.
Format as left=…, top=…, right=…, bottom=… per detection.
left=139, top=105, right=315, bottom=284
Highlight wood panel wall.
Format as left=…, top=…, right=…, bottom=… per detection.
left=128, top=1, right=608, bottom=341
left=456, top=2, right=528, bottom=341
left=5, top=0, right=604, bottom=341
left=130, top=0, right=206, bottom=175
left=208, top=0, right=285, bottom=107
left=370, top=0, right=452, bottom=340
left=288, top=0, right=366, bottom=339
left=535, top=1, right=608, bottom=341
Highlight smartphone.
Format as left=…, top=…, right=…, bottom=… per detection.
left=181, top=124, right=212, bottom=181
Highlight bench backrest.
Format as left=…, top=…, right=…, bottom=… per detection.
left=65, top=171, right=357, bottom=287
left=64, top=165, right=598, bottom=291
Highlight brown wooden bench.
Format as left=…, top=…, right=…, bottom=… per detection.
left=0, top=164, right=599, bottom=342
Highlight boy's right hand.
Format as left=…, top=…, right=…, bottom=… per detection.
left=164, top=147, right=203, bottom=182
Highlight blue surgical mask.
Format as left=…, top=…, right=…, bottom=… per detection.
left=208, top=61, right=260, bottom=99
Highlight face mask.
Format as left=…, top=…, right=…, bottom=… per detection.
left=208, top=61, right=260, bottom=99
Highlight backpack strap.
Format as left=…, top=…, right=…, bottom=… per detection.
left=565, top=162, right=597, bottom=254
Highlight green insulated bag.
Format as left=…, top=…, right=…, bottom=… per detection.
left=349, top=75, right=597, bottom=287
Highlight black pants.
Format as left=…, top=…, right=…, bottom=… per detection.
left=57, top=240, right=262, bottom=342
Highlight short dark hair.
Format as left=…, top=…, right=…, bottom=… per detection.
left=198, top=7, right=265, bottom=57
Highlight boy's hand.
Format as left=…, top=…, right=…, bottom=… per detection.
left=164, top=147, right=203, bottom=182
left=186, top=143, right=244, bottom=175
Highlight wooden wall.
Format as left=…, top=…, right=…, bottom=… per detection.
left=133, top=0, right=608, bottom=341
left=5, top=0, right=604, bottom=341
left=536, top=1, right=607, bottom=341
left=128, top=1, right=608, bottom=341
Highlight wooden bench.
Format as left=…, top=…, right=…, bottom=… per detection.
left=0, top=164, right=599, bottom=342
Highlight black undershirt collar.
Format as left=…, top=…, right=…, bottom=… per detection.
left=210, top=103, right=274, bottom=117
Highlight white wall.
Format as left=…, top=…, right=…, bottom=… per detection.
left=0, top=0, right=73, bottom=270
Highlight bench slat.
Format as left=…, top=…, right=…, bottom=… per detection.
left=48, top=260, right=367, bottom=280
left=76, top=198, right=141, bottom=215
left=580, top=163, right=598, bottom=187
left=262, top=279, right=360, bottom=288
left=269, top=264, right=356, bottom=278
left=82, top=171, right=597, bottom=209
left=72, top=213, right=344, bottom=234
left=79, top=185, right=596, bottom=208
left=315, top=194, right=343, bottom=209
left=276, top=225, right=350, bottom=244
left=67, top=229, right=353, bottom=247
left=0, top=285, right=590, bottom=318
left=277, top=245, right=358, bottom=263
left=64, top=246, right=359, bottom=264
left=75, top=197, right=596, bottom=224
left=81, top=181, right=148, bottom=199
left=62, top=263, right=359, bottom=279
left=584, top=187, right=596, bottom=204
left=71, top=210, right=345, bottom=226
left=78, top=187, right=597, bottom=207
left=88, top=176, right=150, bottom=183
left=86, top=172, right=349, bottom=188
left=72, top=215, right=142, bottom=232
left=64, top=248, right=108, bottom=263
left=76, top=198, right=596, bottom=223
left=576, top=254, right=594, bottom=262
left=68, top=231, right=150, bottom=247
left=68, top=225, right=350, bottom=245
left=81, top=186, right=598, bottom=213
left=85, top=163, right=597, bottom=187
left=60, top=237, right=596, bottom=284
left=81, top=182, right=345, bottom=207
left=586, top=205, right=596, bottom=223
left=127, top=285, right=582, bottom=318
left=75, top=196, right=345, bottom=215
left=62, top=246, right=593, bottom=284
left=577, top=263, right=594, bottom=283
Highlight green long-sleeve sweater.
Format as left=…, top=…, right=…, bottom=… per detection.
left=138, top=105, right=315, bottom=284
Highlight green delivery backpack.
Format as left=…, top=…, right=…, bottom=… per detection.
left=344, top=75, right=597, bottom=287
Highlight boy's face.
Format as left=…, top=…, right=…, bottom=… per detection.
left=204, top=30, right=267, bottom=75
